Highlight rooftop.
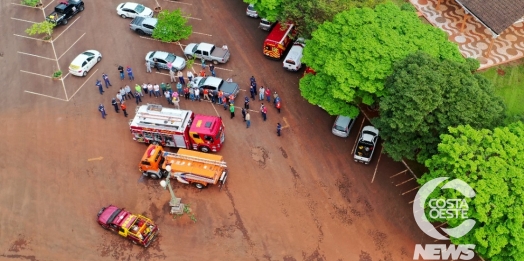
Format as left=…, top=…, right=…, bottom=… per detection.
left=456, top=0, right=524, bottom=35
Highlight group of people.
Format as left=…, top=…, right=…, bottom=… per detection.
left=96, top=63, right=283, bottom=136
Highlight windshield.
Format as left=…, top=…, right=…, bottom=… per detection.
left=135, top=4, right=145, bottom=13
left=82, top=51, right=94, bottom=56
left=165, top=53, right=175, bottom=63
left=197, top=78, right=206, bottom=87
left=363, top=131, right=376, bottom=136
left=247, top=5, right=255, bottom=11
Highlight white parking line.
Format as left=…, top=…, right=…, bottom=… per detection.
left=371, top=146, right=384, bottom=183
left=57, top=32, right=85, bottom=60
left=44, top=1, right=54, bottom=9
left=402, top=186, right=420, bottom=195
left=11, top=17, right=37, bottom=23
left=215, top=66, right=233, bottom=72
left=63, top=72, right=71, bottom=79
left=53, top=16, right=82, bottom=41
left=24, top=91, right=68, bottom=101
left=10, top=2, right=41, bottom=9
left=13, top=34, right=48, bottom=42
left=18, top=51, right=55, bottom=61
left=390, top=169, right=408, bottom=178
left=395, top=178, right=415, bottom=186
left=68, top=69, right=99, bottom=101
left=20, top=70, right=52, bottom=78
left=182, top=16, right=202, bottom=21
left=163, top=0, right=192, bottom=5
left=193, top=32, right=212, bottom=37
left=139, top=36, right=180, bottom=44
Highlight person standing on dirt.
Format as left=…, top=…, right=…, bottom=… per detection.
left=261, top=105, right=268, bottom=121
left=183, top=86, right=190, bottom=100
left=102, top=73, right=112, bottom=88
left=126, top=66, right=134, bottom=81
left=116, top=92, right=123, bottom=104
left=111, top=98, right=119, bottom=113
left=245, top=112, right=251, bottom=128
left=118, top=65, right=125, bottom=80
left=98, top=104, right=107, bottom=119
left=273, top=91, right=279, bottom=104
left=209, top=63, right=216, bottom=77
left=119, top=87, right=126, bottom=101
left=121, top=101, right=128, bottom=117
left=153, top=59, right=160, bottom=72
left=124, top=85, right=134, bottom=99
left=241, top=107, right=246, bottom=121
left=169, top=68, right=176, bottom=83
left=277, top=123, right=282, bottom=136
left=265, top=87, right=271, bottom=103
left=135, top=84, right=143, bottom=97
left=96, top=80, right=104, bottom=95
left=145, top=60, right=152, bottom=73
left=177, top=71, right=185, bottom=85
left=229, top=103, right=235, bottom=119
left=135, top=91, right=142, bottom=105
left=244, top=96, right=250, bottom=109
left=259, top=86, right=265, bottom=101
left=250, top=85, right=256, bottom=100
left=187, top=71, right=194, bottom=82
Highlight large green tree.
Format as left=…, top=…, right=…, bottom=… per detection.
left=152, top=9, right=192, bottom=42
left=300, top=3, right=463, bottom=117
left=419, top=122, right=524, bottom=261
left=243, top=0, right=282, bottom=22
left=372, top=52, right=505, bottom=163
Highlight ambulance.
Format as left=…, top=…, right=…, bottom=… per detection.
left=263, top=22, right=296, bottom=60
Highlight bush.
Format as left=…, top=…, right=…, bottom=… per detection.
left=25, top=21, right=55, bottom=37
left=21, top=0, right=40, bottom=6
left=53, top=70, right=62, bottom=78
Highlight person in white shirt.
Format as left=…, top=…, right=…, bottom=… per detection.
left=194, top=88, right=200, bottom=101
left=153, top=83, right=161, bottom=98
left=147, top=83, right=153, bottom=97
left=119, top=87, right=126, bottom=101
left=187, top=71, right=194, bottom=82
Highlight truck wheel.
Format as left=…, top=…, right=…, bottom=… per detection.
left=150, top=173, right=160, bottom=179
left=121, top=14, right=127, bottom=19
left=199, top=146, right=210, bottom=153
left=194, top=183, right=206, bottom=189
left=62, top=19, right=68, bottom=25
left=79, top=5, right=84, bottom=11
left=213, top=60, right=218, bottom=65
left=186, top=54, right=193, bottom=59
left=136, top=30, right=145, bottom=36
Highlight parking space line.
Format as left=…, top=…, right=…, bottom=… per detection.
left=44, top=1, right=54, bottom=9
left=390, top=169, right=408, bottom=178
left=67, top=69, right=99, bottom=101
left=193, top=32, right=212, bottom=37
left=14, top=34, right=48, bottom=42
left=182, top=16, right=202, bottom=21
left=63, top=72, right=71, bottom=79
left=215, top=66, right=233, bottom=72
left=53, top=16, right=81, bottom=41
left=24, top=91, right=68, bottom=101
left=402, top=186, right=420, bottom=195
left=10, top=2, right=41, bottom=9
left=18, top=51, right=55, bottom=61
left=163, top=0, right=192, bottom=6
left=371, top=147, right=384, bottom=183
left=281, top=117, right=290, bottom=129
left=57, top=32, right=85, bottom=60
left=11, top=17, right=37, bottom=23
left=21, top=70, right=52, bottom=78
left=409, top=200, right=414, bottom=204
left=395, top=178, right=415, bottom=186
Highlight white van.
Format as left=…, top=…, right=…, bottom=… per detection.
left=283, top=38, right=305, bottom=71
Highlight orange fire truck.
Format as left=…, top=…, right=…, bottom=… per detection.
left=129, top=104, right=225, bottom=153
left=263, top=22, right=295, bottom=59
left=138, top=145, right=228, bottom=189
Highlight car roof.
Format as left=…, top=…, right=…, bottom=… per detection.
left=70, top=50, right=98, bottom=65
left=285, top=45, right=304, bottom=61
left=152, top=51, right=169, bottom=59
left=335, top=115, right=352, bottom=126
left=199, top=43, right=214, bottom=51
left=204, top=77, right=223, bottom=86
left=143, top=17, right=157, bottom=25
left=362, top=125, right=379, bottom=135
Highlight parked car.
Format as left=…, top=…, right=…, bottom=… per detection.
left=45, top=0, right=84, bottom=25
left=130, top=17, right=157, bottom=35
left=283, top=38, right=305, bottom=71
left=183, top=43, right=230, bottom=64
left=259, top=18, right=276, bottom=31
left=189, top=77, right=240, bottom=101
left=332, top=115, right=356, bottom=138
left=116, top=2, right=153, bottom=19
left=68, top=50, right=102, bottom=77
left=354, top=126, right=380, bottom=164
left=145, top=51, right=186, bottom=71
left=246, top=4, right=258, bottom=18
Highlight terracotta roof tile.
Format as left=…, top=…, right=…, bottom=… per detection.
left=457, top=0, right=524, bottom=35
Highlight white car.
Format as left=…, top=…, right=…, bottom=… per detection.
left=145, top=51, right=186, bottom=71
left=116, top=2, right=153, bottom=19
left=69, top=50, right=102, bottom=77
left=246, top=4, right=258, bottom=18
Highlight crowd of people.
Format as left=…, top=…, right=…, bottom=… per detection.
left=96, top=60, right=283, bottom=136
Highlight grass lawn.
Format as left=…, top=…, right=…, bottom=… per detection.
left=479, top=63, right=524, bottom=117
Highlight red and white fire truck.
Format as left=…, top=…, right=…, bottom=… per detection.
left=129, top=104, right=225, bottom=153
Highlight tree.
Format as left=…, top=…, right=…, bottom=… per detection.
left=372, top=52, right=505, bottom=163
left=276, top=0, right=385, bottom=38
left=299, top=3, right=464, bottom=117
left=25, top=21, right=55, bottom=38
left=243, top=0, right=283, bottom=22
left=152, top=9, right=192, bottom=42
left=419, top=122, right=524, bottom=261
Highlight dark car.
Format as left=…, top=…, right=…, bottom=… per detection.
left=46, top=0, right=84, bottom=25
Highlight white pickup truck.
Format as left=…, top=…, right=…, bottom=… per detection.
left=354, top=126, right=379, bottom=164
left=184, top=43, right=230, bottom=64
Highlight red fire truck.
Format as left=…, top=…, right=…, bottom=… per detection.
left=129, top=104, right=225, bottom=153
left=263, top=22, right=295, bottom=60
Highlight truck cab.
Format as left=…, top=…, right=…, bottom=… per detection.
left=354, top=126, right=380, bottom=164
left=184, top=43, right=230, bottom=64
left=97, top=205, right=159, bottom=247
left=46, top=0, right=84, bottom=25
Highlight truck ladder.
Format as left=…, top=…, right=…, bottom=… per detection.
left=165, top=152, right=227, bottom=168
left=137, top=104, right=185, bottom=123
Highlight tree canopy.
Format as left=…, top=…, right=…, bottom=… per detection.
left=152, top=9, right=192, bottom=42
left=243, top=0, right=282, bottom=22
left=372, top=52, right=505, bottom=163
left=419, top=122, right=524, bottom=261
left=299, top=3, right=464, bottom=117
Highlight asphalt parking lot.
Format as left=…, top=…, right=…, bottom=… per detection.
left=0, top=0, right=455, bottom=260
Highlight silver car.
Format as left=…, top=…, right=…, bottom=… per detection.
left=259, top=18, right=276, bottom=31
left=332, top=115, right=356, bottom=138
left=246, top=4, right=258, bottom=18
left=145, top=51, right=186, bottom=71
